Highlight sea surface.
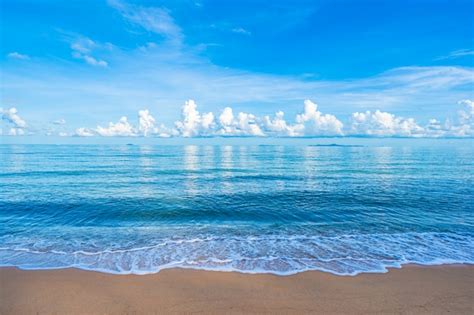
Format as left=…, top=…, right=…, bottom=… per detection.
left=1, top=143, right=473, bottom=275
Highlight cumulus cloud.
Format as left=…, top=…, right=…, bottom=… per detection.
left=176, top=100, right=341, bottom=137
left=2, top=107, right=27, bottom=128
left=138, top=109, right=172, bottom=137
left=216, top=107, right=264, bottom=136
left=218, top=107, right=233, bottom=127
left=174, top=100, right=215, bottom=137
left=448, top=99, right=474, bottom=137
left=293, top=100, right=344, bottom=136
left=75, top=127, right=95, bottom=137
left=1, top=107, right=28, bottom=136
left=75, top=109, right=173, bottom=137
left=7, top=52, right=30, bottom=60
left=457, top=99, right=474, bottom=123
left=423, top=118, right=446, bottom=137
left=65, top=99, right=474, bottom=138
left=95, top=116, right=136, bottom=136
left=261, top=100, right=344, bottom=137
left=349, top=110, right=424, bottom=137
left=138, top=109, right=156, bottom=136
left=262, top=111, right=297, bottom=136
left=413, top=99, right=474, bottom=138
left=235, top=112, right=265, bottom=136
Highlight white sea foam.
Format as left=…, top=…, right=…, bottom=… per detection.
left=1, top=232, right=472, bottom=276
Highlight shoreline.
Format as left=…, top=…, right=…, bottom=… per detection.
left=1, top=264, right=473, bottom=314
left=2, top=261, right=473, bottom=277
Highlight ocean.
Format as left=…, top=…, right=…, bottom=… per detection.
left=1, top=142, right=473, bottom=275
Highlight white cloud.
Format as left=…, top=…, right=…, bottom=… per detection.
left=45, top=98, right=474, bottom=138
left=435, top=49, right=474, bottom=61
left=175, top=100, right=215, bottom=137
left=448, top=99, right=474, bottom=137
left=216, top=107, right=264, bottom=136
left=138, top=109, right=156, bottom=136
left=423, top=118, right=446, bottom=137
left=2, top=107, right=27, bottom=128
left=1, top=107, right=29, bottom=136
left=231, top=27, right=251, bottom=35
left=218, top=107, right=234, bottom=127
left=217, top=107, right=235, bottom=135
left=137, top=109, right=173, bottom=137
left=73, top=99, right=340, bottom=138
left=82, top=55, right=108, bottom=67
left=457, top=99, right=474, bottom=124
left=75, top=109, right=174, bottom=137
left=359, top=66, right=473, bottom=91
left=236, top=112, right=265, bottom=136
left=262, top=111, right=298, bottom=136
left=70, top=99, right=474, bottom=138
left=74, top=127, right=95, bottom=137
left=53, top=118, right=66, bottom=125
left=7, top=52, right=30, bottom=60
left=96, top=116, right=135, bottom=136
left=293, top=100, right=344, bottom=136
left=72, top=52, right=108, bottom=67
left=108, top=0, right=182, bottom=44
left=349, top=110, right=424, bottom=137
left=71, top=37, right=96, bottom=54
left=416, top=99, right=474, bottom=138
left=71, top=37, right=108, bottom=67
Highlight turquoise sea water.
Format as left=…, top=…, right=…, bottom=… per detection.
left=1, top=143, right=473, bottom=275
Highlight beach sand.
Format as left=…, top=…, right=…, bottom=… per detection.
left=1, top=265, right=473, bottom=314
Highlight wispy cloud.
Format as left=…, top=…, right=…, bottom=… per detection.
left=80, top=55, right=108, bottom=67
left=53, top=118, right=66, bottom=125
left=435, top=49, right=474, bottom=61
left=2, top=27, right=473, bottom=138
left=70, top=37, right=109, bottom=67
left=231, top=27, right=251, bottom=36
left=107, top=0, right=182, bottom=44
left=7, top=52, right=30, bottom=60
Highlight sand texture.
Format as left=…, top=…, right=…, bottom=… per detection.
left=1, top=265, right=473, bottom=314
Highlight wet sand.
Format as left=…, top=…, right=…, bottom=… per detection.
left=1, top=265, right=473, bottom=314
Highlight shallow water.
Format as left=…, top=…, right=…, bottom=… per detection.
left=1, top=143, right=473, bottom=275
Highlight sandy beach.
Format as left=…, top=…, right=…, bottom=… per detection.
left=0, top=264, right=472, bottom=314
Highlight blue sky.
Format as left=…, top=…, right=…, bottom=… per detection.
left=1, top=0, right=473, bottom=139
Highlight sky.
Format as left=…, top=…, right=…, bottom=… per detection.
left=1, top=0, right=473, bottom=140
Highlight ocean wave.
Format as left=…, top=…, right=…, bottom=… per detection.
left=1, top=232, right=472, bottom=276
